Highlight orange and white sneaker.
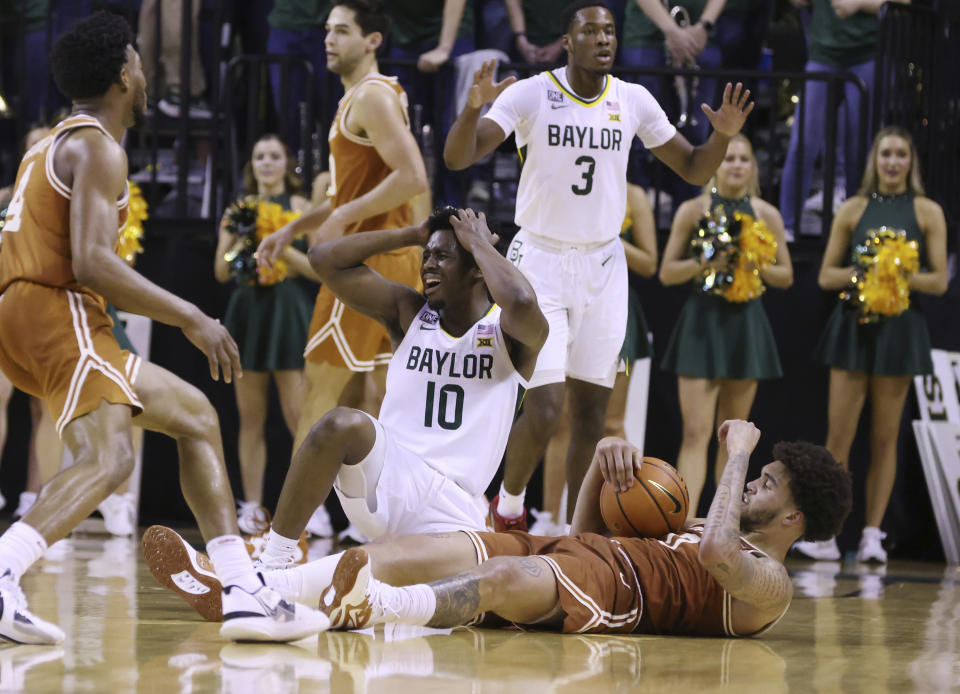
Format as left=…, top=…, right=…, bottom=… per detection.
left=319, top=549, right=385, bottom=630
left=141, top=525, right=222, bottom=621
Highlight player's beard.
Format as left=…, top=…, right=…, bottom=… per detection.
left=739, top=506, right=776, bottom=533
left=131, top=91, right=148, bottom=129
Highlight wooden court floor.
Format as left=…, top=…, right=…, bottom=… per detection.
left=4, top=531, right=959, bottom=693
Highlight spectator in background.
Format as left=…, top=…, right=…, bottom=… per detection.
left=621, top=0, right=726, bottom=210
left=138, top=0, right=212, bottom=117
left=266, top=1, right=336, bottom=154
left=214, top=134, right=315, bottom=534
left=385, top=0, right=476, bottom=206
left=504, top=0, right=566, bottom=64
left=778, top=0, right=907, bottom=239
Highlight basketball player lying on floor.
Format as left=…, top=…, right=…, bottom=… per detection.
left=142, top=206, right=548, bottom=619
left=149, top=419, right=851, bottom=637
left=311, top=420, right=853, bottom=637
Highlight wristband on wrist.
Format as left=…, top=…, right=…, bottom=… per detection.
left=698, top=19, right=714, bottom=31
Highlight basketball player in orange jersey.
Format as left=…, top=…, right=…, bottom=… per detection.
left=310, top=420, right=851, bottom=637
left=257, top=0, right=429, bottom=539
left=0, top=12, right=327, bottom=644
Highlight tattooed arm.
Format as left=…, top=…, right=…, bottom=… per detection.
left=698, top=420, right=794, bottom=612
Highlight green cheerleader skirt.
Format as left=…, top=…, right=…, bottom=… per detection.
left=813, top=303, right=933, bottom=375
left=620, top=286, right=652, bottom=363
left=661, top=292, right=783, bottom=380
left=224, top=279, right=315, bottom=372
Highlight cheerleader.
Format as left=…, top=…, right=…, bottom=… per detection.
left=659, top=134, right=793, bottom=515
left=214, top=134, right=315, bottom=534
left=794, top=127, right=948, bottom=563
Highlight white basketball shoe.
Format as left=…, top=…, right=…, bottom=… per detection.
left=0, top=570, right=65, bottom=645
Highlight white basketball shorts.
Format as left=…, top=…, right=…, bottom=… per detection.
left=333, top=413, right=488, bottom=539
left=507, top=229, right=628, bottom=389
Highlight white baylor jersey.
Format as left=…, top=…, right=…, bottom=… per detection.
left=484, top=68, right=676, bottom=245
left=378, top=303, right=525, bottom=497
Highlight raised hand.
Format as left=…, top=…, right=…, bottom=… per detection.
left=182, top=312, right=242, bottom=383
left=701, top=82, right=755, bottom=137
left=717, top=419, right=761, bottom=458
left=467, top=60, right=517, bottom=109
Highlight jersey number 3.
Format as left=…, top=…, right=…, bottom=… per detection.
left=571, top=155, right=595, bottom=196
left=424, top=381, right=464, bottom=430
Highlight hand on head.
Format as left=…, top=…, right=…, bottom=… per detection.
left=448, top=208, right=500, bottom=249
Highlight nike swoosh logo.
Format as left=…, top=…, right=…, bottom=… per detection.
left=550, top=104, right=569, bottom=109
left=649, top=480, right=683, bottom=513
left=419, top=325, right=437, bottom=330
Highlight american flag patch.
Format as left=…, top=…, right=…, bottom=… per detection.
left=477, top=323, right=495, bottom=337
left=605, top=100, right=620, bottom=112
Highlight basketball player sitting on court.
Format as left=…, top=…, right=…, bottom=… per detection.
left=142, top=206, right=548, bottom=620
left=311, top=420, right=852, bottom=637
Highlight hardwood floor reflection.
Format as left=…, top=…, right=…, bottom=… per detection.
left=3, top=533, right=959, bottom=693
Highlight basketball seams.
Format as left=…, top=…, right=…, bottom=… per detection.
left=634, top=475, right=673, bottom=537
left=642, top=458, right=689, bottom=509
left=613, top=491, right=643, bottom=537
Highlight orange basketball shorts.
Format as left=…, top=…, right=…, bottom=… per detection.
left=303, top=246, right=422, bottom=371
left=0, top=282, right=143, bottom=435
left=462, top=530, right=643, bottom=635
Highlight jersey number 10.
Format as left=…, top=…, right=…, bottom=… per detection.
left=424, top=381, right=464, bottom=430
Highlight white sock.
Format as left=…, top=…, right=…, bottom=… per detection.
left=206, top=535, right=260, bottom=593
left=0, top=522, right=47, bottom=579
left=497, top=483, right=525, bottom=518
left=380, top=582, right=436, bottom=626
left=274, top=551, right=345, bottom=604
left=261, top=529, right=299, bottom=566
left=262, top=566, right=303, bottom=603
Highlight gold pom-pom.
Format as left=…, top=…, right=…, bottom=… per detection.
left=116, top=181, right=148, bottom=263
left=845, top=227, right=919, bottom=323
left=724, top=212, right=778, bottom=303
left=690, top=207, right=778, bottom=303
left=253, top=200, right=301, bottom=286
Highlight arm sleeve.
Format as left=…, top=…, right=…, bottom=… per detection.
left=626, top=82, right=677, bottom=149
left=482, top=77, right=539, bottom=140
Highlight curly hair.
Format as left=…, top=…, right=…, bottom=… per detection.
left=774, top=441, right=852, bottom=541
left=50, top=11, right=135, bottom=101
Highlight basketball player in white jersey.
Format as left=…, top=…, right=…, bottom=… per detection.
left=445, top=0, right=754, bottom=530
left=142, top=207, right=548, bottom=619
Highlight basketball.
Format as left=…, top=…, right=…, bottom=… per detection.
left=599, top=457, right=689, bottom=538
